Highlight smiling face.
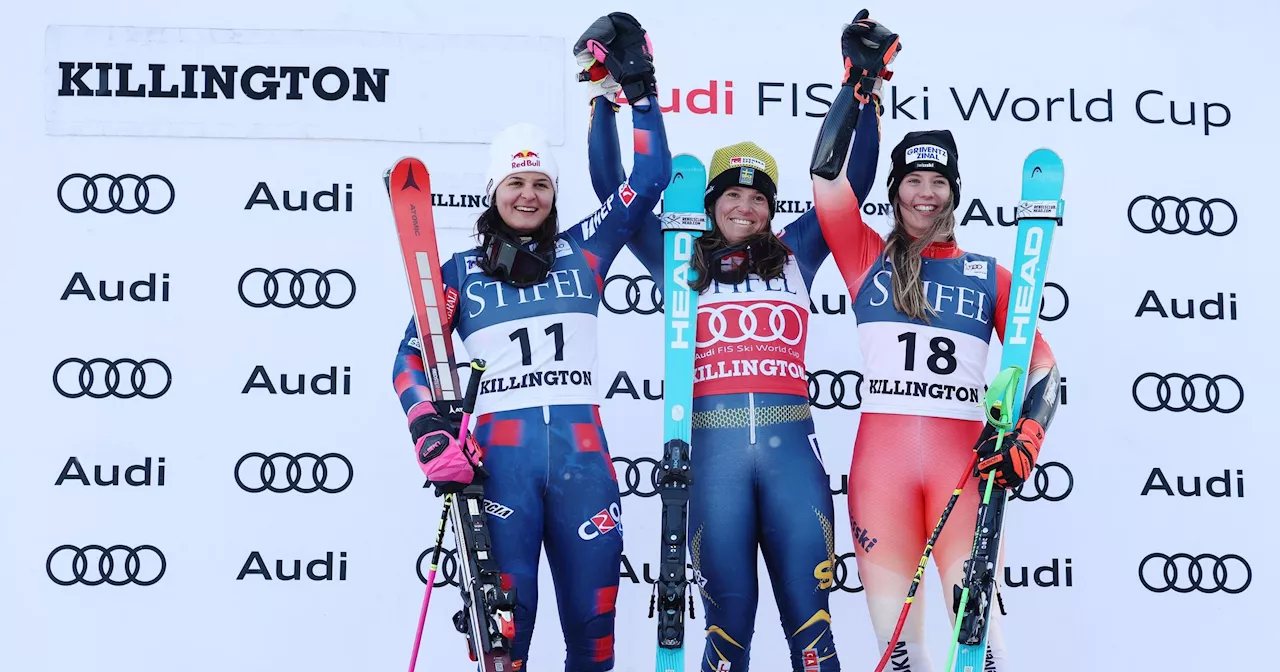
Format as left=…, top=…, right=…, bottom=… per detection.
left=895, top=170, right=953, bottom=238
left=494, top=172, right=554, bottom=233
left=713, top=186, right=771, bottom=244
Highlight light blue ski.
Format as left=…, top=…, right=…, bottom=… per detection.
left=948, top=148, right=1064, bottom=672
left=653, top=154, right=710, bottom=672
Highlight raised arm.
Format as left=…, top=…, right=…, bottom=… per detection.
left=587, top=97, right=626, bottom=202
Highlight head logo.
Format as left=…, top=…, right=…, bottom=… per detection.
left=737, top=167, right=755, bottom=185
left=510, top=150, right=541, bottom=170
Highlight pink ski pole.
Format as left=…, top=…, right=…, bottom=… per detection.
left=407, top=359, right=487, bottom=672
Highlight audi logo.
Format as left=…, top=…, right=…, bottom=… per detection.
left=1132, top=373, right=1243, bottom=413
left=47, top=544, right=166, bottom=586
left=1139, top=553, right=1251, bottom=594
left=53, top=358, right=172, bottom=399
left=602, top=274, right=662, bottom=315
left=1128, top=196, right=1237, bottom=236
left=57, top=173, right=174, bottom=214
left=238, top=268, right=356, bottom=309
left=235, top=452, right=353, bottom=493
left=1009, top=462, right=1073, bottom=502
left=807, top=370, right=863, bottom=410
left=830, top=551, right=863, bottom=593
left=614, top=456, right=660, bottom=498
left=699, top=303, right=805, bottom=347
left=417, top=543, right=460, bottom=587
left=1040, top=282, right=1068, bottom=322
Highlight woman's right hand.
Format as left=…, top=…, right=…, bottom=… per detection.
left=573, top=12, right=656, bottom=104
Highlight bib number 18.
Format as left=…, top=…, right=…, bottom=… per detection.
left=897, top=331, right=957, bottom=375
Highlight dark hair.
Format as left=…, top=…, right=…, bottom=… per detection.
left=472, top=203, right=559, bottom=254
left=689, top=221, right=790, bottom=293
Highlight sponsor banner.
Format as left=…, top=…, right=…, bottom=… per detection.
left=45, top=26, right=566, bottom=144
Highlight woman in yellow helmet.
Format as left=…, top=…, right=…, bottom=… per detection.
left=590, top=12, right=899, bottom=671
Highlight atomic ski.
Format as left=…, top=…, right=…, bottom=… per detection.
left=387, top=157, right=517, bottom=672
left=946, top=149, right=1064, bottom=672
left=651, top=154, right=711, bottom=672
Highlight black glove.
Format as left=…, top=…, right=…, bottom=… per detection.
left=841, top=9, right=902, bottom=102
left=573, top=12, right=657, bottom=103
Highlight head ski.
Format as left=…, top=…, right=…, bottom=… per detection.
left=947, top=148, right=1063, bottom=672
left=387, top=157, right=517, bottom=672
left=651, top=154, right=711, bottom=672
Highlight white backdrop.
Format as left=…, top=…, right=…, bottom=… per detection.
left=2, top=1, right=1276, bottom=671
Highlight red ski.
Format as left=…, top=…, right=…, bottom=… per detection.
left=387, top=156, right=517, bottom=672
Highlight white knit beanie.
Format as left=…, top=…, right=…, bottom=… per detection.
left=484, top=123, right=559, bottom=199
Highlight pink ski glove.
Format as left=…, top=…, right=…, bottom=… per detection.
left=407, top=402, right=482, bottom=496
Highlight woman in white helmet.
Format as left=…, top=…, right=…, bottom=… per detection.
left=391, top=13, right=672, bottom=671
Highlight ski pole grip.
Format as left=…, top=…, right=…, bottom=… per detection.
left=461, top=359, right=486, bottom=416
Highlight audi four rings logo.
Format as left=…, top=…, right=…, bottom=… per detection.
left=1040, top=282, right=1068, bottom=322
left=57, top=173, right=175, bottom=214
left=47, top=544, right=166, bottom=586
left=602, top=274, right=662, bottom=315
left=1009, top=462, right=1073, bottom=502
left=808, top=370, right=863, bottom=410
left=698, top=302, right=805, bottom=347
left=1139, top=553, right=1251, bottom=594
left=830, top=552, right=863, bottom=593
left=238, top=268, right=356, bottom=309
left=235, top=452, right=353, bottom=493
left=1128, top=196, right=1237, bottom=236
left=53, top=358, right=172, bottom=399
left=1132, top=373, right=1243, bottom=413
left=417, top=545, right=460, bottom=587
left=614, top=456, right=660, bottom=498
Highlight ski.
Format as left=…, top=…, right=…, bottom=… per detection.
left=387, top=157, right=517, bottom=672
left=651, top=154, right=711, bottom=672
left=946, top=148, right=1064, bottom=672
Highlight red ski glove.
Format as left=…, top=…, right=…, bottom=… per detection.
left=975, top=418, right=1044, bottom=490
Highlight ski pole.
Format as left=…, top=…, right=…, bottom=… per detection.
left=407, top=359, right=488, bottom=672
left=409, top=496, right=453, bottom=672
left=945, top=366, right=1020, bottom=672
left=873, top=450, right=978, bottom=672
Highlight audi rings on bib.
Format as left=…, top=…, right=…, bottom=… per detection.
left=602, top=274, right=662, bottom=315
left=57, top=173, right=175, bottom=214
left=614, top=456, right=660, bottom=497
left=1132, top=373, right=1243, bottom=413
left=46, top=544, right=166, bottom=586
left=807, top=370, right=863, bottom=410
left=1127, top=196, right=1237, bottom=236
left=53, top=358, right=172, bottom=399
left=235, top=452, right=354, bottom=493
left=1009, top=462, right=1073, bottom=502
left=698, top=302, right=805, bottom=347
left=417, top=545, right=461, bottom=587
left=238, top=268, right=356, bottom=309
left=1139, top=553, right=1251, bottom=594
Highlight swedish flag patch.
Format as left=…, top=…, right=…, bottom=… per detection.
left=738, top=167, right=755, bottom=185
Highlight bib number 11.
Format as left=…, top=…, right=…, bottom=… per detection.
left=897, top=331, right=957, bottom=375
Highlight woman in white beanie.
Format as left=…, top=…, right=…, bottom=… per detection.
left=391, top=12, right=670, bottom=672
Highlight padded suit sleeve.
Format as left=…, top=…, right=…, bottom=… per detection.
left=993, top=262, right=1062, bottom=430
left=586, top=97, right=626, bottom=202
left=811, top=90, right=888, bottom=293
left=391, top=257, right=463, bottom=415
left=565, top=96, right=672, bottom=280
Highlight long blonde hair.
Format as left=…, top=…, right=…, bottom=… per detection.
left=882, top=201, right=957, bottom=322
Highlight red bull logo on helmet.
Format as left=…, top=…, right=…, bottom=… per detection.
left=510, top=149, right=542, bottom=170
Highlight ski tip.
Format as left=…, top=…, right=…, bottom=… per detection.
left=655, top=646, right=684, bottom=672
